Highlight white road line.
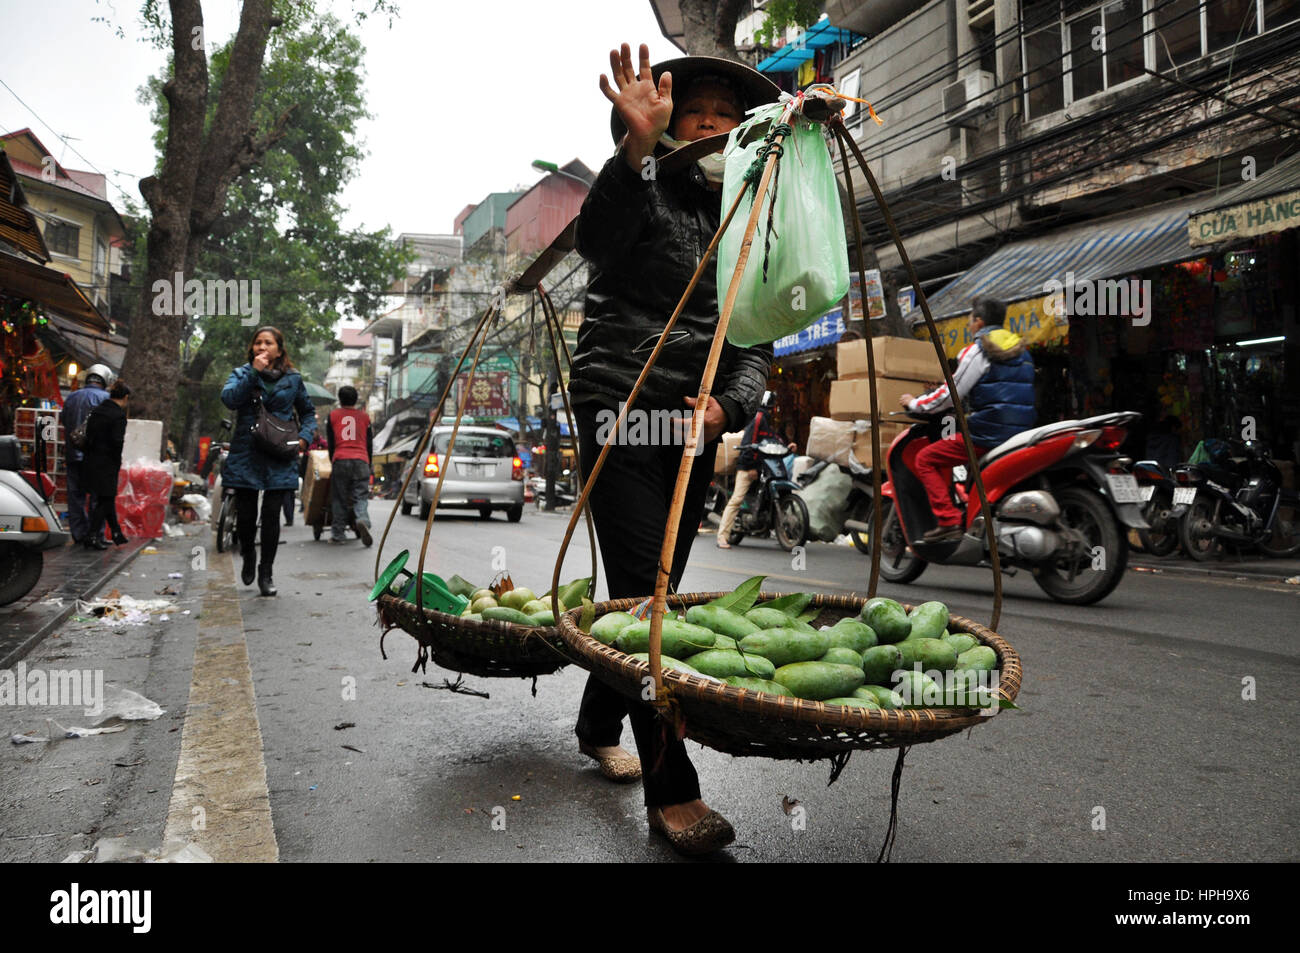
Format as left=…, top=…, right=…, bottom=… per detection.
left=162, top=549, right=278, bottom=861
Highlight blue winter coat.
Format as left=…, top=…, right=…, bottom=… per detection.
left=967, top=330, right=1036, bottom=447
left=220, top=364, right=317, bottom=491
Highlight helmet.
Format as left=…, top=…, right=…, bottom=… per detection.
left=84, top=363, right=114, bottom=388
left=760, top=390, right=775, bottom=409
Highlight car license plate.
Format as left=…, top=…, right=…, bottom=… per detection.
left=1173, top=487, right=1197, bottom=505
left=1138, top=485, right=1156, bottom=502
left=1105, top=474, right=1141, bottom=504
left=459, top=462, right=487, bottom=477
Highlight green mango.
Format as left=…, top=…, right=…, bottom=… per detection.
left=737, top=627, right=831, bottom=667
left=470, top=595, right=498, bottom=613
left=896, top=638, right=958, bottom=671
left=943, top=633, right=979, bottom=655
left=956, top=646, right=998, bottom=672
left=520, top=599, right=549, bottom=615
left=894, top=669, right=941, bottom=706
left=744, top=606, right=796, bottom=629
left=773, top=662, right=866, bottom=701
left=525, top=609, right=556, bottom=626
left=820, top=646, right=864, bottom=668
left=861, top=644, right=905, bottom=685
left=861, top=597, right=912, bottom=643
left=686, top=604, right=761, bottom=639
left=589, top=611, right=637, bottom=645
left=723, top=676, right=794, bottom=697
left=628, top=653, right=709, bottom=678
left=470, top=588, right=494, bottom=602
left=616, top=619, right=716, bottom=658
left=827, top=619, right=878, bottom=653
left=481, top=606, right=538, bottom=625
left=712, top=634, right=738, bottom=651
left=908, top=601, right=950, bottom=641
left=824, top=696, right=879, bottom=709
left=854, top=684, right=905, bottom=709
left=686, top=649, right=777, bottom=680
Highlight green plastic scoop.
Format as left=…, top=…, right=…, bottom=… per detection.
left=369, top=550, right=470, bottom=615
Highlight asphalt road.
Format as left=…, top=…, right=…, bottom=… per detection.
left=3, top=498, right=1297, bottom=862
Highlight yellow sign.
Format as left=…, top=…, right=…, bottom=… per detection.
left=913, top=296, right=1069, bottom=360
left=1188, top=188, right=1300, bottom=246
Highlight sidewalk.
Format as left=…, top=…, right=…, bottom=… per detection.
left=1127, top=547, right=1300, bottom=582
left=0, top=538, right=150, bottom=670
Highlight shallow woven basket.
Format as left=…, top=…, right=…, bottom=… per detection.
left=377, top=594, right=570, bottom=679
left=556, top=591, right=1022, bottom=760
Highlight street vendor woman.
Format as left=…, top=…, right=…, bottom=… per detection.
left=567, top=43, right=777, bottom=856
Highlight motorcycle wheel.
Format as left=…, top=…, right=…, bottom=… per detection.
left=1257, top=497, right=1300, bottom=557
left=1136, top=487, right=1180, bottom=557
left=1178, top=495, right=1221, bottom=562
left=216, top=496, right=238, bottom=554
left=774, top=494, right=809, bottom=551
left=0, top=543, right=43, bottom=607
left=865, top=499, right=926, bottom=584
left=1033, top=486, right=1128, bottom=605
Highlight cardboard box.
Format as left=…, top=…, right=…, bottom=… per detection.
left=714, top=430, right=744, bottom=476
left=805, top=416, right=856, bottom=465
left=851, top=423, right=908, bottom=469
left=302, top=450, right=332, bottom=525
left=829, top=377, right=931, bottom=421
left=837, top=337, right=946, bottom=381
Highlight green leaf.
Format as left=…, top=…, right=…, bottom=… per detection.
left=795, top=608, right=820, bottom=625
left=707, top=575, right=766, bottom=614
left=754, top=592, right=813, bottom=616
left=578, top=597, right=596, bottom=634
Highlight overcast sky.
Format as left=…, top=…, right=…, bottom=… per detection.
left=0, top=0, right=679, bottom=237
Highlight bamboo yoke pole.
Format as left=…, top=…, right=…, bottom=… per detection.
left=646, top=99, right=801, bottom=707
left=829, top=118, right=1004, bottom=631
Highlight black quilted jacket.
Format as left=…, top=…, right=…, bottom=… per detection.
left=569, top=151, right=773, bottom=433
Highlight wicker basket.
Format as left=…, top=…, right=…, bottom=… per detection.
left=556, top=591, right=1022, bottom=760
left=377, top=594, right=570, bottom=679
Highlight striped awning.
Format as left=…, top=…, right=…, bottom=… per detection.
left=923, top=195, right=1210, bottom=319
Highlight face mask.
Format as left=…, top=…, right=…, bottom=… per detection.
left=659, top=132, right=728, bottom=185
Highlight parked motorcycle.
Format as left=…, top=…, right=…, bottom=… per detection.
left=0, top=435, right=71, bottom=606
left=531, top=468, right=577, bottom=510
left=857, top=411, right=1148, bottom=605
left=1173, top=439, right=1300, bottom=560
left=1130, top=459, right=1181, bottom=557
left=724, top=442, right=810, bottom=552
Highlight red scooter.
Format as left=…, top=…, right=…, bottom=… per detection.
left=856, top=411, right=1148, bottom=605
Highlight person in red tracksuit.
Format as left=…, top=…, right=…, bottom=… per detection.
left=326, top=385, right=374, bottom=546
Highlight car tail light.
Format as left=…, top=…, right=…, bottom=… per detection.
left=1097, top=426, right=1127, bottom=451
left=423, top=453, right=439, bottom=476
left=22, top=516, right=50, bottom=533
left=512, top=456, right=523, bottom=481
left=1069, top=429, right=1102, bottom=452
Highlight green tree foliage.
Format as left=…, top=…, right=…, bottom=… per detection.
left=757, top=0, right=825, bottom=47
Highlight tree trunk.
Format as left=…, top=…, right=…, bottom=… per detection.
left=119, top=0, right=279, bottom=456
left=679, top=0, right=746, bottom=60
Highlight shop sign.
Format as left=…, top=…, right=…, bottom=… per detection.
left=913, top=295, right=1069, bottom=360
left=1188, top=188, right=1300, bottom=246
left=455, top=370, right=510, bottom=417
left=773, top=310, right=847, bottom=357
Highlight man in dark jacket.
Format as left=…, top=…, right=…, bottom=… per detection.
left=63, top=364, right=113, bottom=545
left=899, top=295, right=1036, bottom=543
left=567, top=44, right=776, bottom=856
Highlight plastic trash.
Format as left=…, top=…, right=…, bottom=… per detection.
left=179, top=493, right=211, bottom=522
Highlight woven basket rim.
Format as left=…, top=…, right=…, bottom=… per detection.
left=555, top=591, right=1021, bottom=737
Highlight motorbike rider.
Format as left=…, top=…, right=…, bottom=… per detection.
left=898, top=295, right=1035, bottom=543
left=62, top=364, right=114, bottom=546
left=717, top=391, right=796, bottom=549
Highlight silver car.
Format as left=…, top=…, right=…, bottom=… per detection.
left=401, top=426, right=525, bottom=522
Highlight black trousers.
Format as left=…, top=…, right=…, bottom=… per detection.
left=572, top=401, right=720, bottom=807
left=87, top=495, right=123, bottom=540
left=235, top=488, right=286, bottom=573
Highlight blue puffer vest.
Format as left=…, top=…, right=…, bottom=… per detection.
left=967, top=328, right=1036, bottom=447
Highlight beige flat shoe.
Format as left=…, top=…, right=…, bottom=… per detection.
left=579, top=742, right=642, bottom=782
left=648, top=806, right=736, bottom=857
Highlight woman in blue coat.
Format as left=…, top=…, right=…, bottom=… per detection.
left=222, top=326, right=317, bottom=596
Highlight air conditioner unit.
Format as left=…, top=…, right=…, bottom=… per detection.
left=942, top=71, right=996, bottom=125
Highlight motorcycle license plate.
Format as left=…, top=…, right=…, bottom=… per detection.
left=1138, top=485, right=1156, bottom=501
left=1173, top=487, right=1197, bottom=505
left=1105, top=474, right=1141, bottom=504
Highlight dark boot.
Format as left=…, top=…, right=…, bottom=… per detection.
left=240, top=546, right=256, bottom=586
left=257, top=566, right=277, bottom=597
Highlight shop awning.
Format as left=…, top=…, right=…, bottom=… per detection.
left=756, top=19, right=858, bottom=73
left=923, top=195, right=1210, bottom=319
left=1187, top=153, right=1300, bottom=247
left=39, top=311, right=127, bottom=370
left=373, top=432, right=421, bottom=462
left=773, top=310, right=847, bottom=357
left=0, top=251, right=110, bottom=331
left=1, top=150, right=50, bottom=263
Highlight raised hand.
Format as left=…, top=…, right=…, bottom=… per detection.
left=600, top=43, right=671, bottom=168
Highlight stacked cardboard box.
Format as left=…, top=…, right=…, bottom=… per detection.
left=830, top=337, right=946, bottom=422
left=713, top=430, right=745, bottom=476
left=302, top=450, right=332, bottom=525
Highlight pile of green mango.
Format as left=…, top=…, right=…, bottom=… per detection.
left=445, top=574, right=591, bottom=627
left=584, top=575, right=1005, bottom=711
